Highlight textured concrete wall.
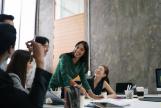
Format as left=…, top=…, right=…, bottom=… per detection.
left=89, top=0, right=161, bottom=93
left=38, top=0, right=54, bottom=72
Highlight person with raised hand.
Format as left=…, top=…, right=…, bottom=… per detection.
left=0, top=23, right=51, bottom=108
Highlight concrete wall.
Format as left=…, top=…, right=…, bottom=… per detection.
left=38, top=0, right=54, bottom=72
left=89, top=0, right=161, bottom=93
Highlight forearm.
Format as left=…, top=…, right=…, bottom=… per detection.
left=106, top=93, right=117, bottom=99
left=107, top=90, right=117, bottom=98
left=69, top=80, right=78, bottom=86
left=87, top=90, right=103, bottom=99
left=104, top=81, right=117, bottom=98
left=69, top=80, right=83, bottom=88
left=70, top=80, right=102, bottom=98
left=36, top=60, right=44, bottom=69
left=29, top=68, right=51, bottom=108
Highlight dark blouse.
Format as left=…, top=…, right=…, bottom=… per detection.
left=87, top=77, right=105, bottom=95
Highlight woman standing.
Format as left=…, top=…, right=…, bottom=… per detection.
left=49, top=41, right=102, bottom=99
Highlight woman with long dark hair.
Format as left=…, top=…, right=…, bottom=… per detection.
left=49, top=41, right=102, bottom=99
left=88, top=65, right=116, bottom=98
left=6, top=50, right=33, bottom=92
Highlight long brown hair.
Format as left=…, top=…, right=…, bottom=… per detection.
left=60, top=41, right=89, bottom=73
left=74, top=41, right=89, bottom=63
left=6, top=50, right=32, bottom=87
left=100, top=65, right=110, bottom=93
left=101, top=65, right=110, bottom=84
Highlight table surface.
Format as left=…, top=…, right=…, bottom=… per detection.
left=43, top=94, right=161, bottom=108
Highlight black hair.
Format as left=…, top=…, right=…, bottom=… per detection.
left=6, top=50, right=32, bottom=88
left=62, top=41, right=89, bottom=63
left=74, top=41, right=89, bottom=63
left=35, top=36, right=49, bottom=45
left=0, top=14, right=14, bottom=22
left=99, top=65, right=110, bottom=93
left=0, top=23, right=16, bottom=54
left=60, top=41, right=89, bottom=72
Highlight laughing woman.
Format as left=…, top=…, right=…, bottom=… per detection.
left=49, top=41, right=102, bottom=99
left=88, top=65, right=117, bottom=98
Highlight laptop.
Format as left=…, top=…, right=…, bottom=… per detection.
left=139, top=97, right=161, bottom=102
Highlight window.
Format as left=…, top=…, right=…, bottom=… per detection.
left=4, top=0, right=36, bottom=49
left=0, top=0, right=3, bottom=13
left=55, top=0, right=84, bottom=19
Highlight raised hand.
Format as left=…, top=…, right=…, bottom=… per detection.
left=26, top=40, right=45, bottom=69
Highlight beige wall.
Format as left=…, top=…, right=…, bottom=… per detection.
left=53, top=13, right=85, bottom=72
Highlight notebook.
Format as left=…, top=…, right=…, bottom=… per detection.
left=89, top=98, right=131, bottom=108
left=86, top=102, right=124, bottom=108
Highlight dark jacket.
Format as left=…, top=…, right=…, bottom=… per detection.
left=0, top=68, right=51, bottom=108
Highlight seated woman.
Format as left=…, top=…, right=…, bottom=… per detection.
left=88, top=65, right=117, bottom=98
left=6, top=50, right=33, bottom=93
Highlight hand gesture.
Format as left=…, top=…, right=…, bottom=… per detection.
left=26, top=40, right=45, bottom=69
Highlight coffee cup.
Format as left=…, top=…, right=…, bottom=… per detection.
left=144, top=88, right=148, bottom=95
left=136, top=87, right=144, bottom=98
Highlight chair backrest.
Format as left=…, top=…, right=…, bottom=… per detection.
left=64, top=86, right=80, bottom=108
left=116, top=83, right=133, bottom=94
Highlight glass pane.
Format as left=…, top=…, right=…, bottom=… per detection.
left=55, top=0, right=84, bottom=19
left=4, top=0, right=36, bottom=49
left=0, top=0, right=3, bottom=13
left=4, top=0, right=21, bottom=50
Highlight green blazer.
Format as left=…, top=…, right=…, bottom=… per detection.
left=49, top=53, right=91, bottom=91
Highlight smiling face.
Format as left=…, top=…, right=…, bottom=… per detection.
left=95, top=66, right=106, bottom=79
left=73, top=43, right=85, bottom=59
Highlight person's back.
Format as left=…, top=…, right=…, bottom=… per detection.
left=0, top=70, right=33, bottom=107
left=0, top=23, right=51, bottom=108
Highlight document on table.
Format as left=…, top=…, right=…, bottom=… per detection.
left=90, top=98, right=138, bottom=107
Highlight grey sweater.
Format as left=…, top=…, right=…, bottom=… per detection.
left=9, top=73, right=28, bottom=93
